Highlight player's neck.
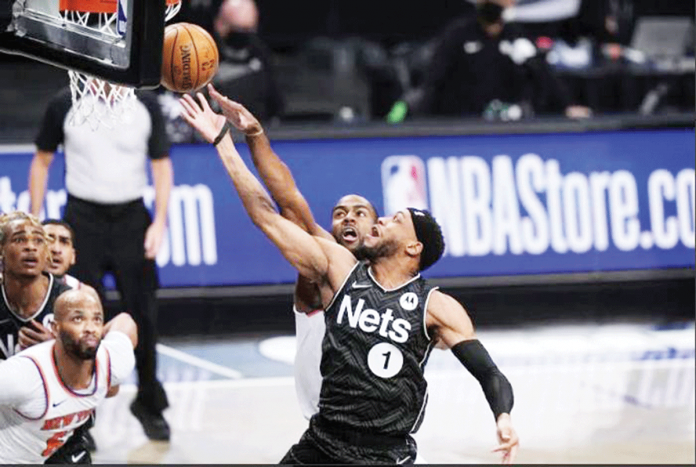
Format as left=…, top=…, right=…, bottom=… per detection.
left=369, top=258, right=418, bottom=289
left=53, top=344, right=95, bottom=390
left=2, top=272, right=50, bottom=319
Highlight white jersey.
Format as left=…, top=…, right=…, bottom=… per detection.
left=293, top=307, right=325, bottom=420
left=62, top=274, right=83, bottom=290
left=0, top=331, right=135, bottom=464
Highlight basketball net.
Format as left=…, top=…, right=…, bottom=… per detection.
left=60, top=0, right=181, bottom=130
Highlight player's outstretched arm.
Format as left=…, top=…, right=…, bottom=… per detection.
left=179, top=93, right=345, bottom=285
left=426, top=291, right=519, bottom=464
left=207, top=84, right=332, bottom=241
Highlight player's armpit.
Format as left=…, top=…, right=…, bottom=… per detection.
left=106, top=385, right=120, bottom=398
left=425, top=290, right=476, bottom=348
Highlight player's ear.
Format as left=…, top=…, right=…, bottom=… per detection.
left=406, top=241, right=423, bottom=259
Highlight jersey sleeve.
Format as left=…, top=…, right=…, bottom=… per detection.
left=101, top=331, right=136, bottom=386
left=0, top=356, right=44, bottom=408
left=137, top=91, right=171, bottom=160
left=34, top=88, right=72, bottom=152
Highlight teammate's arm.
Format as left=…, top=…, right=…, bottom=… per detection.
left=103, top=312, right=138, bottom=348
left=426, top=291, right=519, bottom=464
left=29, top=150, right=55, bottom=218
left=208, top=85, right=333, bottom=241
left=179, top=92, right=354, bottom=286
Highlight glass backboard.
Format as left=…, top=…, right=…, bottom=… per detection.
left=0, top=0, right=167, bottom=87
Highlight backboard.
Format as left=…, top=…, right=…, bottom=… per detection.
left=0, top=0, right=167, bottom=88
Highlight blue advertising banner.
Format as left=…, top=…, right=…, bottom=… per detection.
left=1, top=128, right=694, bottom=287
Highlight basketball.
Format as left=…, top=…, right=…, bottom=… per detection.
left=161, top=22, right=219, bottom=93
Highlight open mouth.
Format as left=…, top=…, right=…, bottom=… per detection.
left=370, top=225, right=380, bottom=238
left=341, top=226, right=358, bottom=243
left=22, top=257, right=39, bottom=268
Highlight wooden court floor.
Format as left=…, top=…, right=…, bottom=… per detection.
left=91, top=321, right=695, bottom=464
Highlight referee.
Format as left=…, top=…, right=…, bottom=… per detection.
left=29, top=87, right=173, bottom=442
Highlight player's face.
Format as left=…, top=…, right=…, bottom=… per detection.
left=44, top=224, right=76, bottom=277
left=0, top=220, right=49, bottom=279
left=331, top=195, right=377, bottom=252
left=361, top=210, right=418, bottom=258
left=55, top=297, right=104, bottom=360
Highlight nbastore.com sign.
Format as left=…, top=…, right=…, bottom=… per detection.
left=0, top=126, right=693, bottom=287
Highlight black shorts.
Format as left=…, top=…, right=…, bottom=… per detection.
left=280, top=416, right=416, bottom=465
left=45, top=419, right=93, bottom=464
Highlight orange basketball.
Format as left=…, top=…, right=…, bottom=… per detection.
left=161, top=22, right=219, bottom=93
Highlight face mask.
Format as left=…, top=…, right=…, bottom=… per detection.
left=477, top=1, right=504, bottom=25
left=224, top=32, right=252, bottom=48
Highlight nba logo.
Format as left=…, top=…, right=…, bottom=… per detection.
left=381, top=156, right=428, bottom=216
left=117, top=0, right=128, bottom=36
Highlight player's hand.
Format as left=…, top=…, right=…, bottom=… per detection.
left=207, top=84, right=264, bottom=136
left=18, top=319, right=54, bottom=350
left=493, top=413, right=519, bottom=464
left=144, top=221, right=165, bottom=259
left=179, top=92, right=227, bottom=144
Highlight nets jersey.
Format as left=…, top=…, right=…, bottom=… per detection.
left=0, top=334, right=128, bottom=464
left=314, top=262, right=438, bottom=447
left=0, top=273, right=70, bottom=361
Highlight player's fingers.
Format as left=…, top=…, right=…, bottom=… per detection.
left=180, top=95, right=200, bottom=115
left=178, top=99, right=195, bottom=119
left=197, top=92, right=212, bottom=113
left=492, top=441, right=514, bottom=453
left=506, top=443, right=519, bottom=464
left=21, top=326, right=43, bottom=341
left=30, top=319, right=49, bottom=333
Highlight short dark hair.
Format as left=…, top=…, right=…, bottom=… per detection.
left=407, top=208, right=445, bottom=271
left=41, top=219, right=75, bottom=244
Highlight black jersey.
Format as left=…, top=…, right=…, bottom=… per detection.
left=0, top=273, right=70, bottom=361
left=311, top=261, right=438, bottom=462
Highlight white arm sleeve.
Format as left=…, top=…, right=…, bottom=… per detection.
left=0, top=357, right=43, bottom=408
left=101, top=331, right=136, bottom=387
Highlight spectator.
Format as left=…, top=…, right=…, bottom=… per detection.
left=387, top=0, right=590, bottom=122
left=211, top=0, right=284, bottom=122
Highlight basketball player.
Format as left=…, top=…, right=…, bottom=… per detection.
left=42, top=219, right=101, bottom=456
left=0, top=212, right=104, bottom=463
left=0, top=212, right=69, bottom=361
left=0, top=289, right=137, bottom=464
left=180, top=91, right=520, bottom=464
left=42, top=220, right=99, bottom=298
left=206, top=85, right=379, bottom=420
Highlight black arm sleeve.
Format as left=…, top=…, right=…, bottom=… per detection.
left=137, top=91, right=171, bottom=159
left=452, top=339, right=514, bottom=420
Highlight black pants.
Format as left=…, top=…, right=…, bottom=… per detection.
left=63, top=194, right=168, bottom=413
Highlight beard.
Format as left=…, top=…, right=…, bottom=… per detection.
left=354, top=238, right=400, bottom=263
left=59, top=331, right=100, bottom=360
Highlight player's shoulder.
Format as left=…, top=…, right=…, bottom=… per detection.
left=50, top=273, right=72, bottom=296
left=15, top=339, right=54, bottom=361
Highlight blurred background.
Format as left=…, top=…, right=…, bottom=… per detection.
left=0, top=0, right=694, bottom=463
